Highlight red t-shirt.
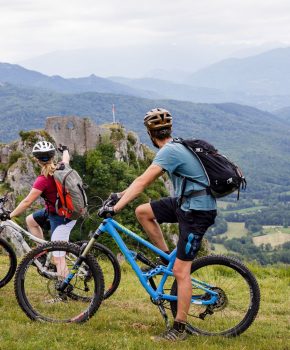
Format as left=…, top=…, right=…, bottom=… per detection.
left=33, top=175, right=57, bottom=213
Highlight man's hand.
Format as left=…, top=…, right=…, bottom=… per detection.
left=98, top=205, right=115, bottom=218
left=104, top=193, right=122, bottom=206
left=0, top=211, right=11, bottom=221
left=58, top=144, right=69, bottom=153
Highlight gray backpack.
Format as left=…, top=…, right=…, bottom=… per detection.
left=53, top=163, right=88, bottom=219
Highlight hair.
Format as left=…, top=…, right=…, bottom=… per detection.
left=149, top=127, right=172, bottom=140
left=37, top=159, right=57, bottom=177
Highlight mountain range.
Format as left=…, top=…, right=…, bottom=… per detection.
left=0, top=62, right=157, bottom=98
left=186, top=47, right=290, bottom=95
left=1, top=81, right=290, bottom=201
left=2, top=47, right=290, bottom=111
left=2, top=47, right=290, bottom=201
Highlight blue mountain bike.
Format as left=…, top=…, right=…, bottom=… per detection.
left=14, top=215, right=260, bottom=336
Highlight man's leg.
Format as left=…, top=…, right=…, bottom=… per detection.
left=135, top=203, right=169, bottom=252
left=26, top=214, right=44, bottom=239
left=172, top=258, right=192, bottom=322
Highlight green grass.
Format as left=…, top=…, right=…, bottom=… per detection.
left=221, top=222, right=248, bottom=239
left=262, top=226, right=290, bottom=235
left=222, top=206, right=267, bottom=214
left=217, top=201, right=232, bottom=209
left=0, top=262, right=289, bottom=350
left=212, top=243, right=229, bottom=254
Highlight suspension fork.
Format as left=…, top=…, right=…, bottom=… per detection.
left=57, top=229, right=101, bottom=292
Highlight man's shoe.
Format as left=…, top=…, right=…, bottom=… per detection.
left=151, top=327, right=188, bottom=342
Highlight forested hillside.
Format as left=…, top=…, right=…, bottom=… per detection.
left=1, top=82, right=290, bottom=264
left=1, top=82, right=290, bottom=201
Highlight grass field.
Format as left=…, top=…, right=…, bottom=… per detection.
left=253, top=232, right=290, bottom=247
left=0, top=261, right=289, bottom=350
left=212, top=243, right=229, bottom=254
left=222, top=206, right=267, bottom=214
left=221, top=222, right=248, bottom=239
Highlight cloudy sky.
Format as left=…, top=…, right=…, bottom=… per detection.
left=1, top=0, right=289, bottom=77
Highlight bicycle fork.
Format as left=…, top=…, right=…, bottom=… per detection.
left=57, top=237, right=96, bottom=292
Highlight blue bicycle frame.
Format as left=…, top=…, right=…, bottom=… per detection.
left=81, top=218, right=219, bottom=306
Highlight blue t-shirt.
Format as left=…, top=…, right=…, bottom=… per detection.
left=152, top=141, right=217, bottom=211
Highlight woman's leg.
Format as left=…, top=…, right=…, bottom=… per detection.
left=50, top=219, right=77, bottom=278
left=26, top=214, right=44, bottom=239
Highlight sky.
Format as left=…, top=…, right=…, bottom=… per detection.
left=1, top=0, right=290, bottom=77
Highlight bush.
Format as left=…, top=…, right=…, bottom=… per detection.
left=8, top=151, right=23, bottom=167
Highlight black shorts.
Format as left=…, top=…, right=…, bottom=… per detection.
left=33, top=209, right=51, bottom=231
left=150, top=197, right=217, bottom=261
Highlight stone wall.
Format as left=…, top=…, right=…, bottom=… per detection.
left=45, top=116, right=110, bottom=155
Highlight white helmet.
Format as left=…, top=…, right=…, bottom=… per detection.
left=32, top=141, right=55, bottom=162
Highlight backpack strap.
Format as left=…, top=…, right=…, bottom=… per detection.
left=172, top=138, right=211, bottom=207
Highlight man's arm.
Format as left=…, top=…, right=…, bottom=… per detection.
left=10, top=188, right=42, bottom=218
left=114, top=164, right=164, bottom=212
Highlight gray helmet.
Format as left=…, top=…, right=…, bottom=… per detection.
left=32, top=141, right=55, bottom=162
left=144, top=108, right=172, bottom=131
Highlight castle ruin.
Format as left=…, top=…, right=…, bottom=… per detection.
left=45, top=116, right=110, bottom=155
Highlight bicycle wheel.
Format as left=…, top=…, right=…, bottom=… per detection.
left=170, top=255, right=260, bottom=337
left=0, top=236, right=17, bottom=288
left=75, top=240, right=121, bottom=299
left=14, top=241, right=104, bottom=323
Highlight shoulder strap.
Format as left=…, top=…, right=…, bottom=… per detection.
left=172, top=137, right=210, bottom=188
left=171, top=138, right=211, bottom=206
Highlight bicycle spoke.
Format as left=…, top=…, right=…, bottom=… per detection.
left=14, top=242, right=104, bottom=323
left=170, top=256, right=260, bottom=336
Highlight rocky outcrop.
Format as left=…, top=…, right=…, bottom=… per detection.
left=7, top=156, right=37, bottom=196
left=45, top=115, right=144, bottom=162
left=0, top=116, right=150, bottom=254
left=45, top=116, right=110, bottom=156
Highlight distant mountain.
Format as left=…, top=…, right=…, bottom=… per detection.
left=1, top=82, right=290, bottom=202
left=109, top=76, right=223, bottom=102
left=0, top=62, right=157, bottom=98
left=186, top=47, right=290, bottom=96
left=109, top=76, right=290, bottom=111
left=273, top=106, right=290, bottom=120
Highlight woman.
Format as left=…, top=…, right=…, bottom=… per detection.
left=9, top=141, right=76, bottom=276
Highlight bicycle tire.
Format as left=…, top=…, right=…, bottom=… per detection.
left=0, top=236, right=17, bottom=288
left=75, top=240, right=121, bottom=299
left=170, top=255, right=260, bottom=337
left=14, top=241, right=104, bottom=323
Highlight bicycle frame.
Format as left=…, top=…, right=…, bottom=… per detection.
left=0, top=220, right=46, bottom=254
left=65, top=218, right=219, bottom=306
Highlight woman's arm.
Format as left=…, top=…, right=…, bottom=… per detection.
left=10, top=188, right=42, bottom=219
left=62, top=150, right=70, bottom=164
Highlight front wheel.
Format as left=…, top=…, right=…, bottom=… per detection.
left=75, top=240, right=121, bottom=299
left=0, top=236, right=17, bottom=288
left=170, top=255, right=260, bottom=337
left=14, top=241, right=104, bottom=323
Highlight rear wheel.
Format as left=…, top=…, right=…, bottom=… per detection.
left=170, top=255, right=260, bottom=337
left=75, top=240, right=121, bottom=299
left=0, top=236, right=17, bottom=288
left=14, top=241, right=104, bottom=323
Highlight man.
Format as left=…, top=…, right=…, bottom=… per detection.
left=99, top=108, right=217, bottom=341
